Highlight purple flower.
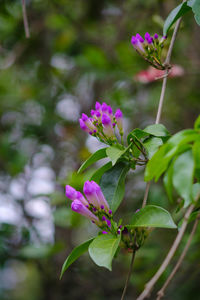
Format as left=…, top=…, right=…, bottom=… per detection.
left=102, top=113, right=111, bottom=125
left=81, top=114, right=96, bottom=131
left=95, top=111, right=101, bottom=118
left=101, top=102, right=108, bottom=112
left=109, top=210, right=112, bottom=215
left=91, top=109, right=96, bottom=116
left=91, top=181, right=110, bottom=211
left=79, top=119, right=90, bottom=133
left=65, top=185, right=77, bottom=200
left=95, top=101, right=102, bottom=111
left=154, top=33, right=158, bottom=39
left=107, top=106, right=113, bottom=115
left=131, top=36, right=138, bottom=45
left=102, top=231, right=108, bottom=234
left=136, top=33, right=144, bottom=43
left=77, top=191, right=89, bottom=206
left=115, top=109, right=123, bottom=134
left=102, top=216, right=106, bottom=221
left=81, top=113, right=89, bottom=122
left=145, top=32, right=151, bottom=41
left=102, top=113, right=115, bottom=138
left=131, top=36, right=145, bottom=53
left=83, top=181, right=100, bottom=208
left=106, top=219, right=111, bottom=228
left=71, top=200, right=99, bottom=223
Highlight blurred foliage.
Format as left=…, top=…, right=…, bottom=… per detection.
left=0, top=0, right=200, bottom=299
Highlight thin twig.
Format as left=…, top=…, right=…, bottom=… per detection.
left=136, top=204, right=194, bottom=300
left=155, top=17, right=182, bottom=125
left=156, top=215, right=200, bottom=300
left=22, top=0, right=30, bottom=38
left=121, top=250, right=136, bottom=300
left=142, top=182, right=151, bottom=208
left=131, top=139, right=147, bottom=159
left=142, top=16, right=182, bottom=207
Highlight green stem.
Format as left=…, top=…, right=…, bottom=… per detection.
left=121, top=250, right=136, bottom=300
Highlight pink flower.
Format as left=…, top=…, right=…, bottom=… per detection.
left=65, top=185, right=77, bottom=200
left=102, top=113, right=115, bottom=138
left=134, top=65, right=184, bottom=83
left=71, top=200, right=99, bottom=223
left=91, top=181, right=110, bottom=211
left=83, top=180, right=100, bottom=208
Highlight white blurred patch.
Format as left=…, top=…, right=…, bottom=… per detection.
left=86, top=135, right=107, bottom=153
left=56, top=95, right=80, bottom=121
left=28, top=167, right=55, bottom=195
left=0, top=195, right=22, bottom=225
left=25, top=197, right=51, bottom=218
left=51, top=54, right=75, bottom=71
left=0, top=260, right=28, bottom=290
left=33, top=219, right=54, bottom=243
left=9, top=178, right=25, bottom=200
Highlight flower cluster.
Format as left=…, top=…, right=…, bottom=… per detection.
left=79, top=102, right=123, bottom=145
left=66, top=181, right=120, bottom=235
left=131, top=32, right=167, bottom=70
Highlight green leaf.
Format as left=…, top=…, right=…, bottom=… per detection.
left=163, top=161, right=174, bottom=203
left=173, top=150, right=194, bottom=207
left=143, top=124, right=170, bottom=138
left=193, top=140, right=200, bottom=182
left=60, top=239, right=94, bottom=279
left=106, top=145, right=125, bottom=166
left=163, top=2, right=192, bottom=35
left=127, top=128, right=149, bottom=143
left=192, top=183, right=200, bottom=201
left=194, top=115, right=200, bottom=130
left=127, top=128, right=149, bottom=158
left=100, top=162, right=130, bottom=213
left=88, top=234, right=120, bottom=271
left=78, top=148, right=108, bottom=173
left=90, top=162, right=112, bottom=183
left=143, top=137, right=163, bottom=159
left=190, top=0, right=200, bottom=25
left=128, top=205, right=177, bottom=229
left=145, top=129, right=198, bottom=181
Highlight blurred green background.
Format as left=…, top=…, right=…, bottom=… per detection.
left=0, top=0, right=200, bottom=299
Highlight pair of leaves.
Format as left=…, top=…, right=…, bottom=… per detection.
left=60, top=205, right=176, bottom=277
left=127, top=124, right=170, bottom=159
left=145, top=126, right=200, bottom=207
left=164, top=0, right=200, bottom=35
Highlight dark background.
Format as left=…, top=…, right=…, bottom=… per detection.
left=0, top=0, right=200, bottom=299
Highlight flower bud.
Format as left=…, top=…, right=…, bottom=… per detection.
left=65, top=185, right=77, bottom=200
left=77, top=191, right=89, bottom=206
left=115, top=109, right=123, bottom=134
left=71, top=200, right=99, bottom=223
left=91, top=181, right=110, bottom=211
left=83, top=181, right=100, bottom=208
left=102, top=113, right=115, bottom=138
left=79, top=119, right=90, bottom=133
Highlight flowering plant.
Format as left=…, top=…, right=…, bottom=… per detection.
left=60, top=2, right=200, bottom=300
